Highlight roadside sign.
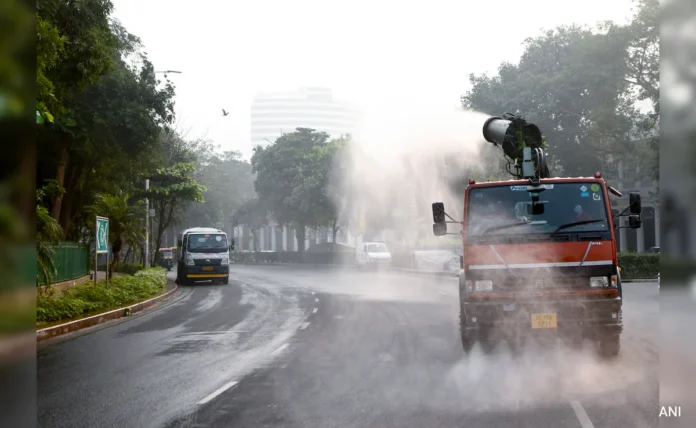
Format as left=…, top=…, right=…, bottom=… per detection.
left=96, top=216, right=109, bottom=254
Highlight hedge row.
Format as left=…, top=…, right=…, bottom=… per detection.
left=617, top=253, right=659, bottom=280
left=660, top=257, right=696, bottom=283
left=231, top=250, right=661, bottom=280
left=36, top=267, right=167, bottom=324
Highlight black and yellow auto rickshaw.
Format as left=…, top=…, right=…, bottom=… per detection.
left=158, top=247, right=175, bottom=271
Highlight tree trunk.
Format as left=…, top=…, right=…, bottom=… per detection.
left=124, top=246, right=132, bottom=264
left=109, top=238, right=123, bottom=279
left=51, top=146, right=69, bottom=221
left=295, top=223, right=306, bottom=253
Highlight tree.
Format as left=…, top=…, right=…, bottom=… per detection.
left=180, top=142, right=256, bottom=233
left=36, top=184, right=64, bottom=286
left=233, top=198, right=269, bottom=252
left=145, top=163, right=205, bottom=264
left=36, top=0, right=176, bottom=241
left=462, top=24, right=636, bottom=178
left=37, top=0, right=121, bottom=221
left=251, top=128, right=333, bottom=252
left=87, top=193, right=143, bottom=278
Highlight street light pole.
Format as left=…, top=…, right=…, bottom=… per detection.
left=145, top=179, right=150, bottom=268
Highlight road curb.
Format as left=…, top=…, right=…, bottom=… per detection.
left=36, top=282, right=178, bottom=342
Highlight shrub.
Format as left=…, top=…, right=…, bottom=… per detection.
left=618, top=253, right=659, bottom=280
left=661, top=257, right=696, bottom=283
left=36, top=267, right=167, bottom=324
left=112, top=262, right=144, bottom=275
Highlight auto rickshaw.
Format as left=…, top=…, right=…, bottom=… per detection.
left=158, top=247, right=175, bottom=271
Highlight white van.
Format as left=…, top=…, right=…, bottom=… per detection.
left=356, top=241, right=392, bottom=268
left=176, top=227, right=234, bottom=285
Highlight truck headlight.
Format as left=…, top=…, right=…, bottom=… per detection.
left=475, top=280, right=493, bottom=292
left=186, top=257, right=195, bottom=266
left=221, top=257, right=229, bottom=265
left=590, top=276, right=608, bottom=287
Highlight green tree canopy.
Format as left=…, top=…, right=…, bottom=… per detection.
left=251, top=128, right=348, bottom=251
left=145, top=162, right=206, bottom=263
left=462, top=0, right=658, bottom=182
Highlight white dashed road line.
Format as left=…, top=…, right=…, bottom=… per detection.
left=271, top=343, right=289, bottom=356
left=300, top=322, right=310, bottom=330
left=570, top=401, right=595, bottom=428
left=312, top=308, right=318, bottom=314
left=198, top=381, right=238, bottom=405
left=315, top=298, right=319, bottom=302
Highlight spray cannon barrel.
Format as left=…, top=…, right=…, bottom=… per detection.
left=482, top=113, right=550, bottom=180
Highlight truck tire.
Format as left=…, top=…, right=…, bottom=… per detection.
left=459, top=310, right=476, bottom=354
left=597, top=335, right=620, bottom=359
left=222, top=275, right=229, bottom=285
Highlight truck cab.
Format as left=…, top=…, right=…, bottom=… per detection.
left=176, top=227, right=234, bottom=285
left=433, top=176, right=642, bottom=358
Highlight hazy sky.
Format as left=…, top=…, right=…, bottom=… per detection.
left=113, top=0, right=635, bottom=159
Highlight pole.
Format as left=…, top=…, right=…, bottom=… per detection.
left=145, top=179, right=150, bottom=268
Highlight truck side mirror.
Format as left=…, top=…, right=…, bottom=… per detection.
left=177, top=239, right=182, bottom=247
left=433, top=223, right=447, bottom=236
left=629, top=192, right=641, bottom=214
left=628, top=214, right=641, bottom=229
left=432, top=202, right=446, bottom=224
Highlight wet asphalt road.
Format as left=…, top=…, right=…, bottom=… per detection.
left=38, top=265, right=660, bottom=428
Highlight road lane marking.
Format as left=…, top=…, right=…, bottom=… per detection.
left=271, top=343, right=289, bottom=355
left=315, top=298, right=319, bottom=302
left=198, top=381, right=238, bottom=405
left=312, top=308, right=318, bottom=314
left=311, top=292, right=315, bottom=295
left=570, top=400, right=595, bottom=428
left=300, top=322, right=310, bottom=330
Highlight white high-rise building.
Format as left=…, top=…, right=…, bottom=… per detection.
left=250, top=87, right=359, bottom=147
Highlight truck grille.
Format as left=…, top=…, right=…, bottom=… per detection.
left=193, top=259, right=222, bottom=266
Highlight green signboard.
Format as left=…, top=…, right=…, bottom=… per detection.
left=96, top=216, right=109, bottom=254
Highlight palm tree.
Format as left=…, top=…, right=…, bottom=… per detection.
left=88, top=193, right=143, bottom=279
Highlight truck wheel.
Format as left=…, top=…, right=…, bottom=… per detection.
left=460, top=328, right=475, bottom=354
left=597, top=335, right=620, bottom=359
left=222, top=275, right=229, bottom=285
left=479, top=329, right=496, bottom=354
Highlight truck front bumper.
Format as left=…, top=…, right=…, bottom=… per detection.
left=462, top=297, right=622, bottom=336
left=185, top=265, right=229, bottom=279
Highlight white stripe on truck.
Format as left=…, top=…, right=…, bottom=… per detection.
left=468, top=260, right=613, bottom=270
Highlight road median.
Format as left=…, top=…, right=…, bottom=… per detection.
left=36, top=268, right=176, bottom=342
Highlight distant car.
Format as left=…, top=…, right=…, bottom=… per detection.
left=356, top=242, right=392, bottom=268
left=648, top=246, right=660, bottom=254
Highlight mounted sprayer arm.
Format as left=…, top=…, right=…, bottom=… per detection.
left=482, top=113, right=550, bottom=181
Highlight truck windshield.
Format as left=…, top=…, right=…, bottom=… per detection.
left=466, top=182, right=610, bottom=237
left=187, top=234, right=228, bottom=253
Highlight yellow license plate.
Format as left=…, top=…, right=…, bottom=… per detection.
left=202, top=267, right=214, bottom=271
left=531, top=313, right=557, bottom=329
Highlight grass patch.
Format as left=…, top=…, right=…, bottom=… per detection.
left=36, top=267, right=167, bottom=326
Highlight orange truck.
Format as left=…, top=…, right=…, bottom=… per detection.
left=431, top=114, right=642, bottom=358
